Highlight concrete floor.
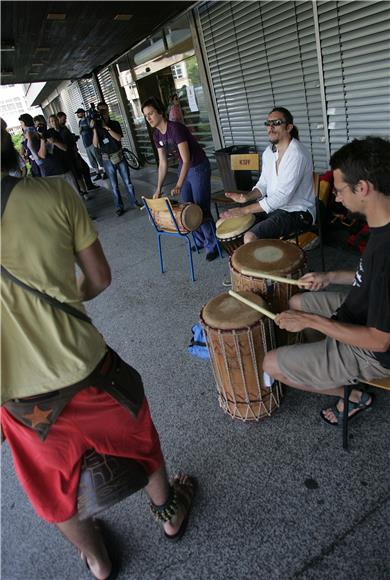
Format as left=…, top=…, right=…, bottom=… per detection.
left=2, top=166, right=389, bottom=580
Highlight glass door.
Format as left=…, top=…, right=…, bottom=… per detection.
left=170, top=55, right=215, bottom=168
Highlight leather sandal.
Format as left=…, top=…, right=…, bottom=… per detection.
left=320, top=391, right=374, bottom=427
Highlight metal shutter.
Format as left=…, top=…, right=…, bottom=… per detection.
left=197, top=1, right=328, bottom=170
left=318, top=0, right=390, bottom=154
left=97, top=67, right=132, bottom=150
left=61, top=82, right=83, bottom=135
left=77, top=78, right=100, bottom=110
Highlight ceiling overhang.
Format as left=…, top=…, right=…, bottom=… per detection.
left=1, top=1, right=196, bottom=85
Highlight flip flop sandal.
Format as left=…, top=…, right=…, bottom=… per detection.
left=81, top=519, right=121, bottom=580
left=164, top=476, right=197, bottom=542
left=320, top=391, right=374, bottom=428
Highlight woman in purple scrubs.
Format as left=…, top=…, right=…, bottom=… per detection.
left=142, top=97, right=219, bottom=261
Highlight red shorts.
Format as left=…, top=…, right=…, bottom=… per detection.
left=1, top=389, right=163, bottom=523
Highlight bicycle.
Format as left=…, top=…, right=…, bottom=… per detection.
left=123, top=148, right=157, bottom=170
left=122, top=148, right=141, bottom=170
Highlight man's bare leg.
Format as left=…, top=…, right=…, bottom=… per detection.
left=56, top=514, right=111, bottom=580
left=144, top=462, right=194, bottom=537
left=263, top=350, right=371, bottom=423
left=57, top=463, right=193, bottom=578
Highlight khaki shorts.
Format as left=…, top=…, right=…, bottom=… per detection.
left=276, top=291, right=390, bottom=390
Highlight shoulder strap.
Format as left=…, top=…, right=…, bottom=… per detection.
left=1, top=266, right=92, bottom=323
left=1, top=175, right=20, bottom=217
left=1, top=175, right=92, bottom=325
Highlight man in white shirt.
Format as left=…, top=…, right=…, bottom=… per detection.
left=221, top=107, right=315, bottom=243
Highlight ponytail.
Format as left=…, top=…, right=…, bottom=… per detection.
left=290, top=125, right=299, bottom=140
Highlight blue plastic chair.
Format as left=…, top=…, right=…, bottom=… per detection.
left=142, top=196, right=221, bottom=282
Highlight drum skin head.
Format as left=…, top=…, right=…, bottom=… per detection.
left=182, top=204, right=203, bottom=231
left=216, top=215, right=255, bottom=239
left=232, top=239, right=305, bottom=274
left=201, top=291, right=266, bottom=329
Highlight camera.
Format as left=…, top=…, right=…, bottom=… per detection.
left=87, top=103, right=99, bottom=121
left=87, top=103, right=101, bottom=128
left=36, top=124, right=47, bottom=138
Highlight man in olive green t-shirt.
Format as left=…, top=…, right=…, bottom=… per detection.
left=1, top=127, right=195, bottom=580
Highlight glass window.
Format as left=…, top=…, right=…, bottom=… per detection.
left=128, top=32, right=165, bottom=68
left=172, top=64, right=184, bottom=80
left=165, top=14, right=192, bottom=52
left=170, top=55, right=215, bottom=166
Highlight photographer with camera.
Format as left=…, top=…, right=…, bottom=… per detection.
left=92, top=102, right=140, bottom=216
left=86, top=102, right=99, bottom=123
left=33, top=116, right=78, bottom=192
left=75, top=106, right=106, bottom=182
left=33, top=115, right=48, bottom=138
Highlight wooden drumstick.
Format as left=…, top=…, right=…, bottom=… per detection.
left=239, top=267, right=310, bottom=287
left=228, top=290, right=277, bottom=321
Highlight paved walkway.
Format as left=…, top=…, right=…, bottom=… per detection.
left=2, top=167, right=389, bottom=579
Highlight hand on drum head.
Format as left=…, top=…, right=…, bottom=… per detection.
left=298, top=272, right=333, bottom=291
left=220, top=207, right=247, bottom=220
left=275, top=310, right=309, bottom=333
left=153, top=190, right=162, bottom=199
left=225, top=191, right=246, bottom=203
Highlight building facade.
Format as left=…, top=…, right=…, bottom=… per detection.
left=25, top=0, right=390, bottom=173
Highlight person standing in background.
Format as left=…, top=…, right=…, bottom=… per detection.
left=168, top=94, right=184, bottom=124
left=57, top=111, right=99, bottom=197
left=75, top=107, right=106, bottom=182
left=92, top=102, right=140, bottom=216
left=18, top=113, right=43, bottom=177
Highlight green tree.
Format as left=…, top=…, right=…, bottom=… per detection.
left=186, top=56, right=200, bottom=86
left=12, top=132, right=24, bottom=153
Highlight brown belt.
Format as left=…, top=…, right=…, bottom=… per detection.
left=3, top=347, right=144, bottom=441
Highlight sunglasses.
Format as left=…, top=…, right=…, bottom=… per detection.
left=264, top=119, right=287, bottom=127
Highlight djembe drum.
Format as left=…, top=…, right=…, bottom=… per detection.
left=216, top=215, right=255, bottom=255
left=230, top=239, right=307, bottom=345
left=151, top=200, right=203, bottom=233
left=200, top=291, right=282, bottom=421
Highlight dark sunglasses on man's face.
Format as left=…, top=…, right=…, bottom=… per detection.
left=264, top=119, right=287, bottom=127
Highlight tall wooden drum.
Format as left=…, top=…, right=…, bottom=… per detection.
left=230, top=240, right=307, bottom=345
left=200, top=291, right=283, bottom=421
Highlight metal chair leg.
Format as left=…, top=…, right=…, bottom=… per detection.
left=186, top=236, right=195, bottom=282
left=210, top=222, right=223, bottom=259
left=157, top=234, right=164, bottom=273
left=343, top=385, right=351, bottom=450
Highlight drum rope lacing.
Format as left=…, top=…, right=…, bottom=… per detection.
left=201, top=310, right=283, bottom=420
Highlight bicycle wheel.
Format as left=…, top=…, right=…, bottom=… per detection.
left=123, top=148, right=141, bottom=170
